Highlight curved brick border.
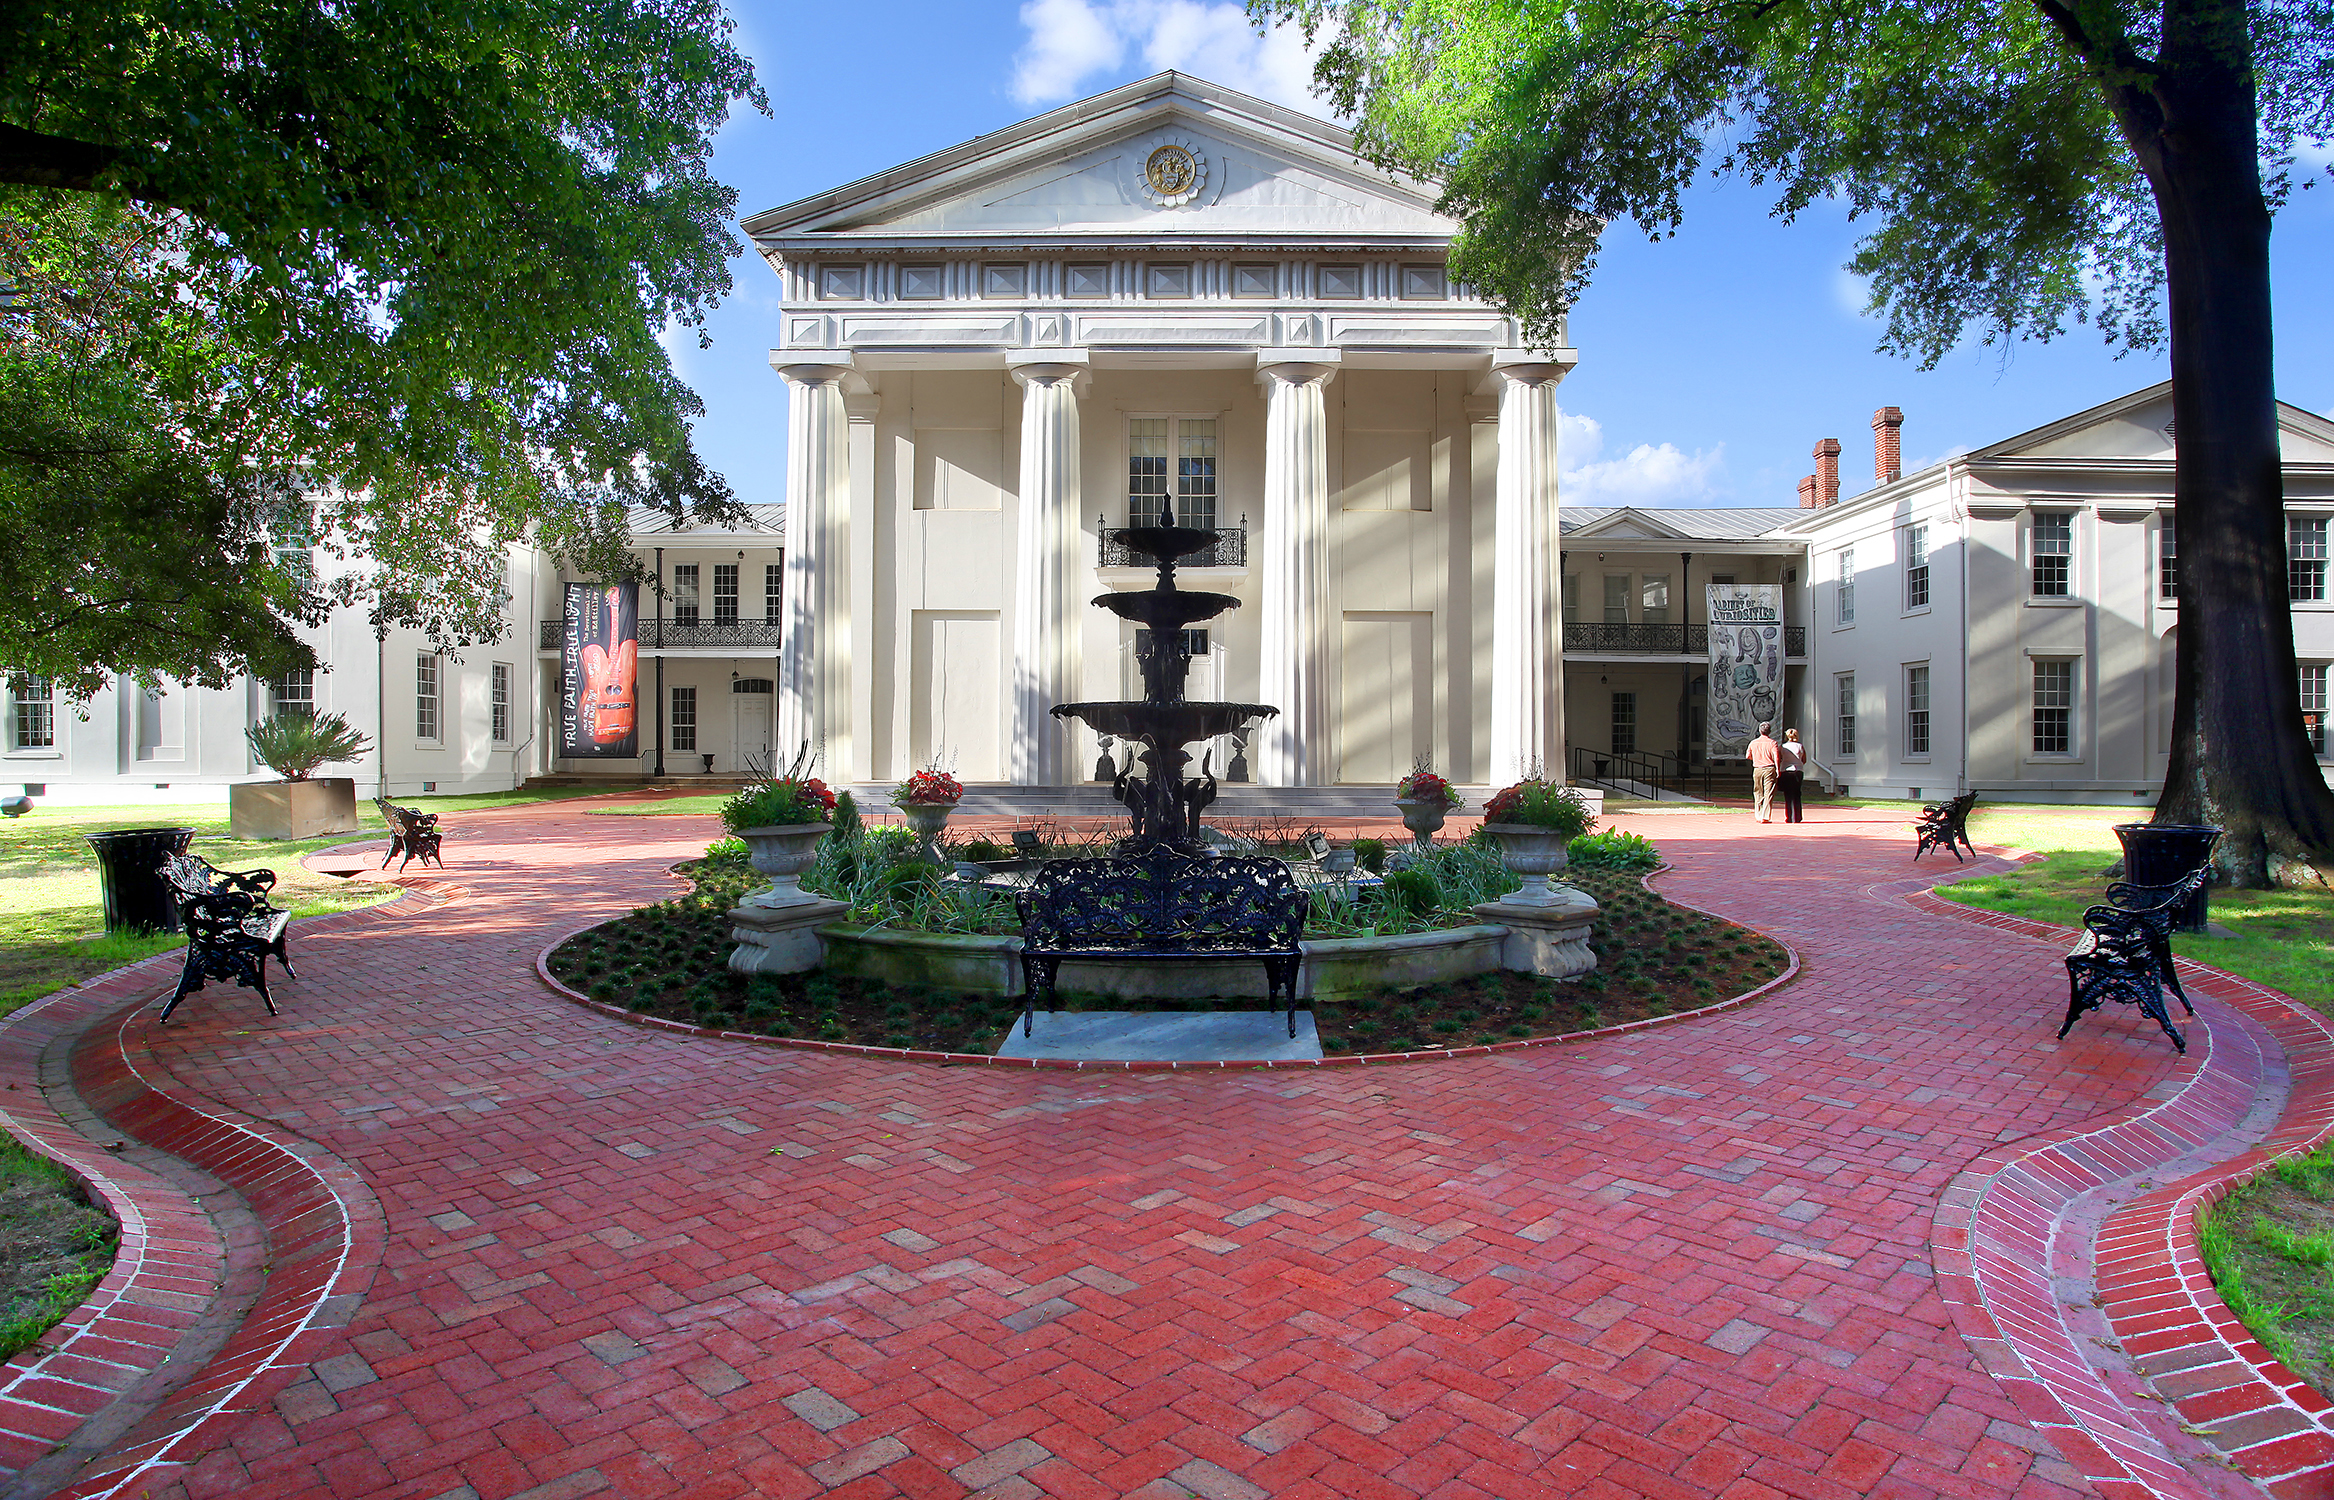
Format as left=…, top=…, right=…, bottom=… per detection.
left=1914, top=884, right=2334, bottom=1499
left=0, top=879, right=452, bottom=1498
left=530, top=864, right=1804, bottom=1071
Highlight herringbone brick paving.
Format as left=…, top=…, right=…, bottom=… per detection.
left=40, top=803, right=2269, bottom=1497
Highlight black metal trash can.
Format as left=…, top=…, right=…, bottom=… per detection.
left=85, top=827, right=197, bottom=935
left=2112, top=823, right=2222, bottom=933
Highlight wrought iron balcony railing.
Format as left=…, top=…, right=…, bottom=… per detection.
left=539, top=619, right=785, bottom=650
left=1099, top=526, right=1247, bottom=569
left=1562, top=623, right=1808, bottom=656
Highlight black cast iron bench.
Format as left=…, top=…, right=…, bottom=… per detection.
left=159, top=853, right=295, bottom=1022
left=1014, top=846, right=1311, bottom=1038
left=1914, top=791, right=1979, bottom=862
left=2058, top=866, right=2210, bottom=1053
left=375, top=798, right=444, bottom=871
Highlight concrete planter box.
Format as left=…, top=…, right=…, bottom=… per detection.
left=228, top=778, right=360, bottom=840
left=817, top=922, right=1507, bottom=1000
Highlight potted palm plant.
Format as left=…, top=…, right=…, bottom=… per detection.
left=1479, top=779, right=1596, bottom=905
left=231, top=713, right=372, bottom=839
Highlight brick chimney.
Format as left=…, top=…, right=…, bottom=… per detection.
left=1797, top=474, right=1818, bottom=509
left=1873, top=406, right=1903, bottom=483
left=1813, top=438, right=1842, bottom=507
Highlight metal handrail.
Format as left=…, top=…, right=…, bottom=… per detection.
left=1562, top=623, right=1808, bottom=656
left=1099, top=526, right=1247, bottom=569
left=1569, top=745, right=1714, bottom=802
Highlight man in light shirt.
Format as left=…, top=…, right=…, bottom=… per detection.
left=1748, top=722, right=1781, bottom=824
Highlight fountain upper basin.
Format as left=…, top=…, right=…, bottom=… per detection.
left=1052, top=701, right=1278, bottom=742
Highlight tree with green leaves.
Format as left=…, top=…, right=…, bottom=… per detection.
left=1261, top=0, right=2334, bottom=886
left=0, top=0, right=766, bottom=700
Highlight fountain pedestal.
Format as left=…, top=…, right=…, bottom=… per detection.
left=727, top=897, right=849, bottom=975
left=1472, top=889, right=1601, bottom=980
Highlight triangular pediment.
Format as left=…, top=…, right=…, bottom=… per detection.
left=1563, top=508, right=1690, bottom=540
left=743, top=73, right=1455, bottom=246
left=1977, top=381, right=2334, bottom=465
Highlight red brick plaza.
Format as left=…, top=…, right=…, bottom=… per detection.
left=2, top=798, right=2330, bottom=1500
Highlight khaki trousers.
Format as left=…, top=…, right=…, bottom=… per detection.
left=1752, top=765, right=1779, bottom=820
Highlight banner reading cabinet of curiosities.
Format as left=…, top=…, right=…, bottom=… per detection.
left=1705, top=584, right=1783, bottom=759
left=560, top=582, right=639, bottom=759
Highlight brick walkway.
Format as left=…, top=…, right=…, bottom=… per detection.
left=5, top=799, right=2324, bottom=1500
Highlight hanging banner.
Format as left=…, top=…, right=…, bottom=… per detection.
left=1706, top=584, right=1784, bottom=759
left=561, top=582, right=639, bottom=759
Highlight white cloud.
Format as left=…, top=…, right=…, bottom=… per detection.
left=1558, top=409, right=1728, bottom=508
left=1011, top=0, right=1328, bottom=115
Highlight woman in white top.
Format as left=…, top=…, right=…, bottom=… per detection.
left=1777, top=729, right=1808, bottom=824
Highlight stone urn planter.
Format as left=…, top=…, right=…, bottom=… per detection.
left=899, top=801, right=956, bottom=864
left=735, top=823, right=831, bottom=908
left=1479, top=822, right=1573, bottom=906
left=1393, top=795, right=1455, bottom=847
left=229, top=777, right=360, bottom=840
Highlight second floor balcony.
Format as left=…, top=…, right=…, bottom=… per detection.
left=539, top=618, right=784, bottom=651
left=1565, top=622, right=1808, bottom=657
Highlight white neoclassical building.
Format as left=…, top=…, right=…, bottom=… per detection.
left=739, top=72, right=1572, bottom=801
left=13, top=79, right=2330, bottom=811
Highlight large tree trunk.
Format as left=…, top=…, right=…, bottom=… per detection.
left=2107, top=0, right=2334, bottom=888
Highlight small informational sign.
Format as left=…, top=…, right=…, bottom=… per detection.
left=560, top=582, right=639, bottom=759
left=1706, top=584, right=1784, bottom=759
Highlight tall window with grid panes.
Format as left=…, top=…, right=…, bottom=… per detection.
left=673, top=564, right=700, bottom=625
left=765, top=563, right=782, bottom=625
left=713, top=563, right=739, bottom=623
left=1128, top=418, right=1217, bottom=535
left=671, top=686, right=697, bottom=751
left=2032, top=513, right=2073, bottom=597
left=2305, top=665, right=2329, bottom=757
left=9, top=676, right=52, bottom=750
left=2292, top=518, right=2329, bottom=602
left=1906, top=664, right=1930, bottom=755
left=2160, top=517, right=2179, bottom=600
left=1904, top=525, right=1929, bottom=610
left=1835, top=675, right=1856, bottom=754
left=270, top=669, right=314, bottom=719
left=491, top=663, right=512, bottom=743
left=416, top=655, right=441, bottom=741
left=1837, top=548, right=1856, bottom=623
left=2033, top=661, right=2074, bottom=753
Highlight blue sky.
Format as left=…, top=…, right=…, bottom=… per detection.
left=677, top=0, right=2334, bottom=512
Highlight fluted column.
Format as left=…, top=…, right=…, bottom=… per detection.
left=1009, top=362, right=1085, bottom=784
left=774, top=361, right=851, bottom=775
left=1491, top=363, right=1568, bottom=785
left=1256, top=357, right=1338, bottom=787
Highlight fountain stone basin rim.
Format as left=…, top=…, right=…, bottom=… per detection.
left=817, top=922, right=1512, bottom=1001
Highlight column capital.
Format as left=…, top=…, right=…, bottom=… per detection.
left=1009, top=350, right=1091, bottom=394
left=1490, top=350, right=1579, bottom=389
left=770, top=351, right=855, bottom=387
left=1255, top=348, right=1341, bottom=388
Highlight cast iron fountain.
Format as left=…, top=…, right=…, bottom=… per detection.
left=1052, top=498, right=1277, bottom=851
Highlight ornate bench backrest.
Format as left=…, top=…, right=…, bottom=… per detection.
left=1017, top=848, right=1308, bottom=954
left=163, top=853, right=218, bottom=905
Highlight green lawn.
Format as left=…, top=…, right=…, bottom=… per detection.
left=586, top=794, right=731, bottom=817
left=0, top=802, right=400, bottom=1017
left=400, top=786, right=623, bottom=814
left=1928, top=803, right=2334, bottom=1009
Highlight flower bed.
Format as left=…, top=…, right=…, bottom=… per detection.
left=543, top=843, right=1789, bottom=1054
